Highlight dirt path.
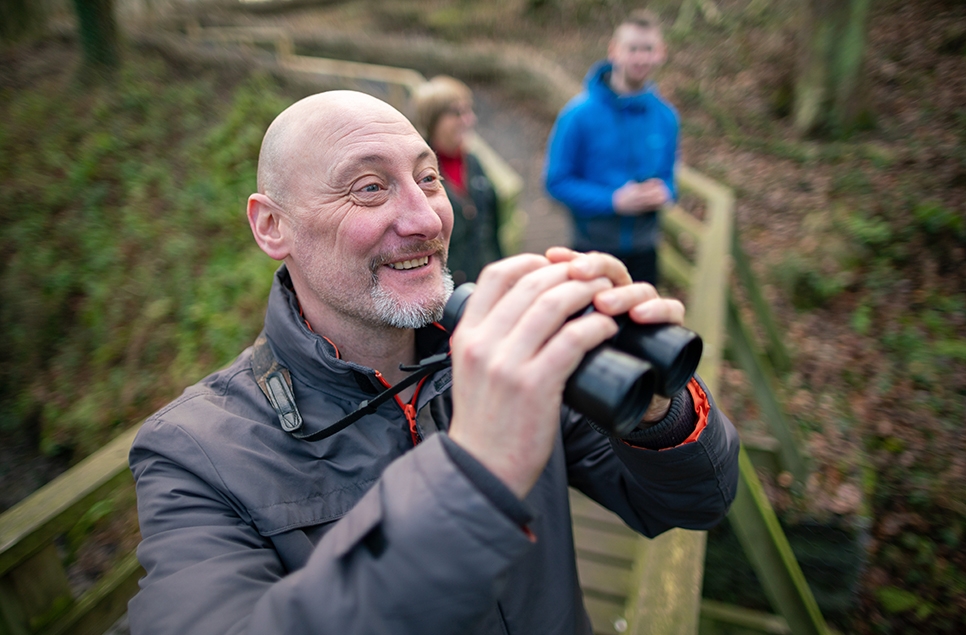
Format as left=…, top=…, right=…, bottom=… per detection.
left=469, top=84, right=572, bottom=256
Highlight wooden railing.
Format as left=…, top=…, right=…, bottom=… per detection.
left=0, top=21, right=831, bottom=635
left=0, top=425, right=141, bottom=635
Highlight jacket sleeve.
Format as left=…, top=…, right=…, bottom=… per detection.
left=544, top=106, right=621, bottom=218
left=562, top=376, right=740, bottom=537
left=129, top=428, right=533, bottom=635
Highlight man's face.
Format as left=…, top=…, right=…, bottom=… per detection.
left=608, top=24, right=666, bottom=92
left=286, top=106, right=455, bottom=331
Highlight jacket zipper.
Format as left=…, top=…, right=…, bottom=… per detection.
left=374, top=370, right=426, bottom=446
left=403, top=403, right=419, bottom=446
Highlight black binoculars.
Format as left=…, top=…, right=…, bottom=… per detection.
left=440, top=283, right=703, bottom=437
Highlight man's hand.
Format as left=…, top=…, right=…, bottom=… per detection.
left=447, top=253, right=621, bottom=499
left=447, top=250, right=685, bottom=499
left=612, top=178, right=670, bottom=215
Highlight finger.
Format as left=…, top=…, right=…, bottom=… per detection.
left=458, top=261, right=593, bottom=354
left=528, top=311, right=619, bottom=386
left=488, top=275, right=614, bottom=363
left=566, top=252, right=633, bottom=287
left=544, top=246, right=580, bottom=263
left=627, top=297, right=686, bottom=326
left=592, top=282, right=660, bottom=316
left=459, top=253, right=551, bottom=327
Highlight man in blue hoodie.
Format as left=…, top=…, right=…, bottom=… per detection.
left=544, top=10, right=677, bottom=285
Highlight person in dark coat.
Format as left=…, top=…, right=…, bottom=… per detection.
left=413, top=76, right=503, bottom=285
left=127, top=90, right=740, bottom=635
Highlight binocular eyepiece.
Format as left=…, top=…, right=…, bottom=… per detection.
left=440, top=283, right=703, bottom=437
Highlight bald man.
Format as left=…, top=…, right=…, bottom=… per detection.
left=128, top=91, right=739, bottom=635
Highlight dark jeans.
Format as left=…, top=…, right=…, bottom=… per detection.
left=615, top=248, right=658, bottom=286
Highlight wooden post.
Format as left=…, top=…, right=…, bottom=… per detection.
left=0, top=544, right=72, bottom=635
left=730, top=233, right=791, bottom=374
left=0, top=425, right=141, bottom=635
left=625, top=531, right=707, bottom=634
left=626, top=165, right=734, bottom=635
left=725, top=298, right=809, bottom=487
left=727, top=451, right=830, bottom=635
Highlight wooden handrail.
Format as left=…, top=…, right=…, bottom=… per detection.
left=0, top=425, right=139, bottom=578
left=0, top=425, right=141, bottom=635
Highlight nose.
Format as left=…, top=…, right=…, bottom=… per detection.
left=393, top=179, right=445, bottom=239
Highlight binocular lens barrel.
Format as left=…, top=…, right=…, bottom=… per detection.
left=440, top=283, right=702, bottom=436
left=563, top=346, right=656, bottom=437
left=614, top=322, right=703, bottom=397
left=441, top=283, right=476, bottom=333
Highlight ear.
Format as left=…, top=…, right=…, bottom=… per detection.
left=607, top=37, right=617, bottom=62
left=248, top=193, right=291, bottom=261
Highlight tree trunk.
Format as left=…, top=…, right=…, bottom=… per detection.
left=793, top=0, right=871, bottom=137
left=0, top=0, right=46, bottom=45
left=72, top=0, right=120, bottom=74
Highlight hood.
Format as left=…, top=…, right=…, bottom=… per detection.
left=585, top=60, right=661, bottom=112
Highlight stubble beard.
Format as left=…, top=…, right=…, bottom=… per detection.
left=369, top=263, right=454, bottom=329
left=367, top=238, right=454, bottom=330
left=295, top=233, right=454, bottom=331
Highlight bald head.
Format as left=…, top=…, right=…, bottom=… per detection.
left=257, top=91, right=418, bottom=211
left=247, top=89, right=454, bottom=336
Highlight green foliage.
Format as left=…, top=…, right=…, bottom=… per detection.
left=0, top=51, right=297, bottom=455
left=774, top=253, right=851, bottom=310
left=876, top=295, right=966, bottom=396
left=913, top=200, right=964, bottom=238
left=843, top=213, right=892, bottom=247
left=831, top=167, right=875, bottom=196
left=876, top=586, right=920, bottom=614
left=871, top=509, right=966, bottom=629
left=850, top=302, right=872, bottom=335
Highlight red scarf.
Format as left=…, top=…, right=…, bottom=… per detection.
left=437, top=149, right=465, bottom=193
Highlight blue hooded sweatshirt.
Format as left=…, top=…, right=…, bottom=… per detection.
left=544, top=60, right=679, bottom=254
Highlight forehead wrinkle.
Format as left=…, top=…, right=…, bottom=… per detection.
left=325, top=130, right=435, bottom=187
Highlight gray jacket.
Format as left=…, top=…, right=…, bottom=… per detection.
left=128, top=266, right=740, bottom=635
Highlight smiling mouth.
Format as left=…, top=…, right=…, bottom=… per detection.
left=387, top=256, right=430, bottom=270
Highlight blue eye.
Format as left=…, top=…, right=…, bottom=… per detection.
left=420, top=172, right=441, bottom=187
left=361, top=183, right=381, bottom=193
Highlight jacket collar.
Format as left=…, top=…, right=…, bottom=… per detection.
left=262, top=265, right=452, bottom=402
left=585, top=60, right=660, bottom=111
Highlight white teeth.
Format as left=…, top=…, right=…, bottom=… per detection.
left=388, top=256, right=429, bottom=270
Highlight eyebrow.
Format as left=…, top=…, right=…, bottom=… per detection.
left=332, top=148, right=436, bottom=184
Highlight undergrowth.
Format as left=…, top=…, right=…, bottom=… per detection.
left=0, top=45, right=299, bottom=457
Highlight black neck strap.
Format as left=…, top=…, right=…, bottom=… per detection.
left=251, top=332, right=451, bottom=442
